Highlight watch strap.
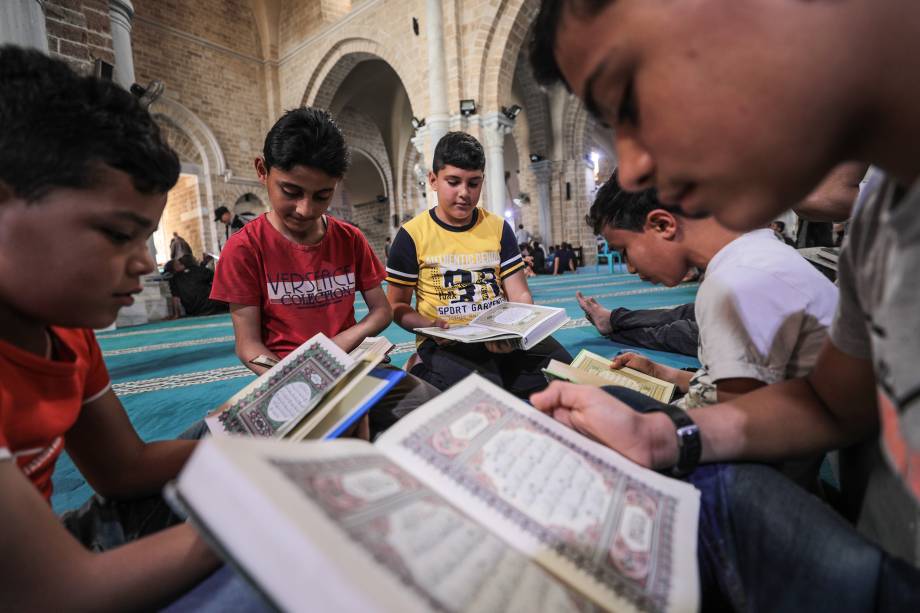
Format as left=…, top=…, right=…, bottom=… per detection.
left=655, top=404, right=701, bottom=477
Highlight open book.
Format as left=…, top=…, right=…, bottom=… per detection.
left=174, top=374, right=700, bottom=613
left=414, top=301, right=569, bottom=351
left=543, top=350, right=676, bottom=403
left=205, top=335, right=397, bottom=440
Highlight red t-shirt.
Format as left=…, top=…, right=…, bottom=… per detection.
left=210, top=214, right=387, bottom=357
left=0, top=328, right=110, bottom=503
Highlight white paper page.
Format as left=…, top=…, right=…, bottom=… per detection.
left=178, top=437, right=596, bottom=613
left=376, top=374, right=700, bottom=613
left=471, top=302, right=566, bottom=339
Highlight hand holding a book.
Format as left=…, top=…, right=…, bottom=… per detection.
left=611, top=351, right=687, bottom=390
left=429, top=317, right=456, bottom=346
left=610, top=352, right=662, bottom=377
left=530, top=381, right=677, bottom=469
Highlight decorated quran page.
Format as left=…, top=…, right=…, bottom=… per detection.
left=205, top=333, right=354, bottom=438
left=415, top=302, right=568, bottom=351
left=376, top=374, right=700, bottom=613
left=175, top=437, right=597, bottom=613
left=568, top=350, right=676, bottom=403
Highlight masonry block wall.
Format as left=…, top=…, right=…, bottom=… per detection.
left=132, top=0, right=269, bottom=181
left=45, top=0, right=114, bottom=72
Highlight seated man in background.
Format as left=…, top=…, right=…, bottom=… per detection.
left=165, top=254, right=227, bottom=318
left=386, top=131, right=571, bottom=398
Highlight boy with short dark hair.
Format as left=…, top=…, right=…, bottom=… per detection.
left=210, top=107, right=437, bottom=432
left=211, top=107, right=391, bottom=368
left=528, top=0, right=920, bottom=608
left=386, top=131, right=571, bottom=397
left=0, top=45, right=219, bottom=610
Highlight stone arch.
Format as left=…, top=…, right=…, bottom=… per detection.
left=300, top=35, right=421, bottom=115
left=149, top=97, right=233, bottom=254
left=478, top=0, right=539, bottom=113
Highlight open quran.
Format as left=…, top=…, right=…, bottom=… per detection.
left=414, top=301, right=568, bottom=351
left=205, top=334, right=397, bottom=440
left=175, top=374, right=700, bottom=613
left=544, top=350, right=676, bottom=403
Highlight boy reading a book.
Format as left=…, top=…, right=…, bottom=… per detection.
left=386, top=131, right=571, bottom=397
left=588, top=173, right=838, bottom=412
left=529, top=0, right=920, bottom=607
left=210, top=108, right=437, bottom=432
left=0, top=46, right=220, bottom=610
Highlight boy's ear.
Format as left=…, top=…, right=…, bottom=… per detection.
left=645, top=209, right=679, bottom=239
left=254, top=157, right=268, bottom=184
left=428, top=170, right=438, bottom=190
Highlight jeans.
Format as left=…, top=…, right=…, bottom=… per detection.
left=605, top=386, right=920, bottom=612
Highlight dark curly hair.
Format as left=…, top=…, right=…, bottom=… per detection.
left=0, top=45, right=180, bottom=201
left=586, top=169, right=667, bottom=234
left=262, top=107, right=350, bottom=177
left=432, top=131, right=486, bottom=173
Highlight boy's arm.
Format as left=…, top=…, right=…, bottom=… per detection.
left=501, top=270, right=533, bottom=304
left=65, top=388, right=196, bottom=499
left=609, top=351, right=762, bottom=397
left=228, top=303, right=278, bottom=375
left=331, top=285, right=392, bottom=353
left=387, top=282, right=447, bottom=331
left=0, top=462, right=218, bottom=611
left=531, top=341, right=877, bottom=470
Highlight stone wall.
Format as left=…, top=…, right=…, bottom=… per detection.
left=45, top=0, right=114, bottom=72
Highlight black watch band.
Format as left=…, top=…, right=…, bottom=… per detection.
left=655, top=404, right=701, bottom=477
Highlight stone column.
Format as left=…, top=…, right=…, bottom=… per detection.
left=109, top=0, right=170, bottom=325
left=0, top=0, right=48, bottom=52
left=530, top=159, right=553, bottom=246
left=108, top=0, right=135, bottom=88
left=481, top=113, right=514, bottom=215
left=425, top=0, right=450, bottom=148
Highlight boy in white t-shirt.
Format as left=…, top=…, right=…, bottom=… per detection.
left=590, top=173, right=838, bottom=410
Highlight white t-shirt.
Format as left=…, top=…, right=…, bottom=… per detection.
left=677, top=229, right=839, bottom=409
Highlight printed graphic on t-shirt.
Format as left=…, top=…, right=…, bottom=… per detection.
left=424, top=252, right=504, bottom=319
left=266, top=266, right=356, bottom=308
left=16, top=436, right=64, bottom=478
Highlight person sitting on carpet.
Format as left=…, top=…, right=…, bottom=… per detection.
left=586, top=173, right=838, bottom=419
left=165, top=254, right=228, bottom=318
left=385, top=131, right=572, bottom=398
left=0, top=46, right=220, bottom=610
left=209, top=107, right=437, bottom=434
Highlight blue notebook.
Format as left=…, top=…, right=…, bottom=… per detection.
left=317, top=367, right=406, bottom=440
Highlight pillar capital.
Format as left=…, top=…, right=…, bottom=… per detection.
left=109, top=0, right=135, bottom=32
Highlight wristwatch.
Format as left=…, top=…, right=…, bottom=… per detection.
left=655, top=404, right=701, bottom=477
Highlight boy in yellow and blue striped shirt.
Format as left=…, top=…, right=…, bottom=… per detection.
left=386, top=132, right=570, bottom=397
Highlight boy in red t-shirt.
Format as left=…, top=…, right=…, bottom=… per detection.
left=210, top=108, right=438, bottom=432
left=0, top=47, right=221, bottom=609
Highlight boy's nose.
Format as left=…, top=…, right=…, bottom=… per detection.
left=131, top=242, right=155, bottom=276
left=615, top=133, right=655, bottom=191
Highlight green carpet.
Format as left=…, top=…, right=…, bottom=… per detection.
left=51, top=269, right=700, bottom=513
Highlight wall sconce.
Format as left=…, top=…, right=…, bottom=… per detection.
left=411, top=116, right=426, bottom=129
left=459, top=99, right=477, bottom=117
left=529, top=153, right=545, bottom=163
left=501, top=104, right=522, bottom=120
